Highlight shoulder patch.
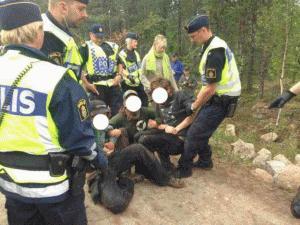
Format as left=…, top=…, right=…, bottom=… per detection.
left=206, top=68, right=216, bottom=79
left=77, top=99, right=89, bottom=121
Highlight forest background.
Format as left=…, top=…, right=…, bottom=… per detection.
left=35, top=0, right=300, bottom=98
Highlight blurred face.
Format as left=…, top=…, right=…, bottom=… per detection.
left=65, top=1, right=88, bottom=28
left=35, top=23, right=44, bottom=49
left=90, top=33, right=103, bottom=45
left=154, top=43, right=166, bottom=54
left=171, top=55, right=177, bottom=62
left=188, top=27, right=207, bottom=45
left=130, top=39, right=138, bottom=49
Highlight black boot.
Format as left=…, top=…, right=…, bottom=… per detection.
left=291, top=187, right=300, bottom=218
left=193, top=158, right=213, bottom=169
left=194, top=147, right=213, bottom=170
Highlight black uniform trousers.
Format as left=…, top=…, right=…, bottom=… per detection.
left=178, top=98, right=228, bottom=169
left=5, top=193, right=87, bottom=225
left=137, top=130, right=184, bottom=170
left=108, top=143, right=170, bottom=186
left=121, top=82, right=149, bottom=107
left=90, top=85, right=123, bottom=116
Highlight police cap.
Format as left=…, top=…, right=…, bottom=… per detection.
left=185, top=15, right=209, bottom=33
left=123, top=90, right=138, bottom=101
left=90, top=24, right=105, bottom=37
left=90, top=100, right=110, bottom=116
left=0, top=0, right=42, bottom=31
left=76, top=0, right=90, bottom=4
left=126, top=32, right=139, bottom=40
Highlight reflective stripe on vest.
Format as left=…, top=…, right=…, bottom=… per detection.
left=119, top=49, right=141, bottom=87
left=42, top=14, right=83, bottom=80
left=86, top=41, right=119, bottom=86
left=0, top=177, right=69, bottom=199
left=199, top=36, right=241, bottom=96
left=0, top=50, right=69, bottom=198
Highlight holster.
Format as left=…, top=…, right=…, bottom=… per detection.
left=68, top=156, right=88, bottom=196
left=49, top=153, right=70, bottom=177
left=208, top=95, right=239, bottom=118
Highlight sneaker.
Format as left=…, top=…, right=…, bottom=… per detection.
left=173, top=167, right=192, bottom=178
left=193, top=159, right=213, bottom=170
left=167, top=177, right=185, bottom=188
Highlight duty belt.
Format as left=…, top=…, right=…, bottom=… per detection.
left=86, top=74, right=115, bottom=83
left=0, top=151, right=69, bottom=171
left=208, top=95, right=239, bottom=106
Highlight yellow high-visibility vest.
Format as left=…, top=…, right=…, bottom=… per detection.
left=85, top=40, right=119, bottom=86
left=42, top=14, right=83, bottom=80
left=118, top=49, right=141, bottom=87
left=199, top=36, right=241, bottom=96
left=0, top=50, right=76, bottom=199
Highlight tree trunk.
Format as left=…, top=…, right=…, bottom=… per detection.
left=177, top=0, right=183, bottom=55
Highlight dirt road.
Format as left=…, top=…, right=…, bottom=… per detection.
left=1, top=159, right=299, bottom=225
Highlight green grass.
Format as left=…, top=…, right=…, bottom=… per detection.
left=209, top=84, right=300, bottom=164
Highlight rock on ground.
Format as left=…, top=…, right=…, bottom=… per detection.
left=252, top=148, right=272, bottom=169
left=225, top=124, right=236, bottom=136
left=273, top=154, right=292, bottom=166
left=265, top=160, right=287, bottom=176
left=231, top=139, right=256, bottom=160
left=260, top=132, right=278, bottom=142
left=251, top=168, right=273, bottom=184
left=274, top=165, right=300, bottom=191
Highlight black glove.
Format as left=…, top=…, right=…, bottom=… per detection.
left=269, top=90, right=296, bottom=109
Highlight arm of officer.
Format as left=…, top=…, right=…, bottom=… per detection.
left=192, top=84, right=216, bottom=110
left=174, top=116, right=193, bottom=134
left=49, top=71, right=108, bottom=169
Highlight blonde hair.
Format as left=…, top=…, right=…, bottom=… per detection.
left=125, top=38, right=133, bottom=48
left=48, top=0, right=73, bottom=8
left=153, top=34, right=167, bottom=48
left=0, top=21, right=43, bottom=45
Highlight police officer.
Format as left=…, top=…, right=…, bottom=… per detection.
left=80, top=24, right=123, bottom=116
left=118, top=32, right=148, bottom=106
left=268, top=81, right=300, bottom=218
left=175, top=15, right=241, bottom=178
left=0, top=1, right=107, bottom=224
left=41, top=0, right=89, bottom=80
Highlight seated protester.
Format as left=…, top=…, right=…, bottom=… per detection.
left=137, top=78, right=194, bottom=171
left=178, top=66, right=198, bottom=96
left=109, top=90, right=156, bottom=144
left=87, top=100, right=185, bottom=214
